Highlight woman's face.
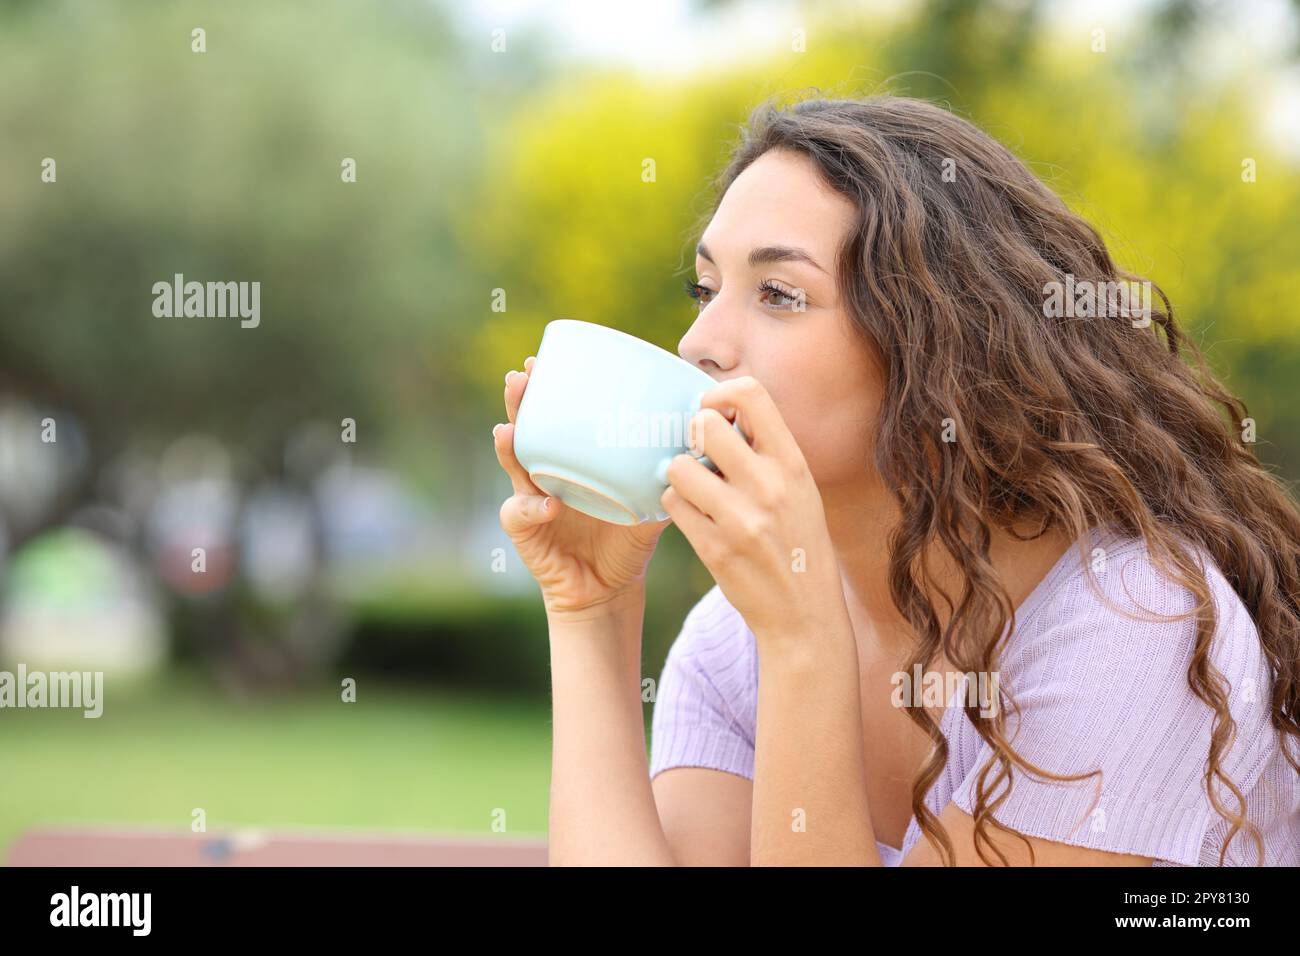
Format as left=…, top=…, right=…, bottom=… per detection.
left=678, top=147, right=884, bottom=495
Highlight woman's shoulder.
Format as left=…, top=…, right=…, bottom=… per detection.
left=667, top=584, right=758, bottom=683
left=649, top=584, right=759, bottom=781
left=951, top=524, right=1287, bottom=864
left=1000, top=523, right=1275, bottom=775
left=1013, top=523, right=1263, bottom=670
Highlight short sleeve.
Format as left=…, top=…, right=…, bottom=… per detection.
left=950, top=544, right=1274, bottom=866
left=648, top=589, right=755, bottom=783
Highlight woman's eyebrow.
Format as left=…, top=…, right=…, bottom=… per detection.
left=696, top=241, right=827, bottom=275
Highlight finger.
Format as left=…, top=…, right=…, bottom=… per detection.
left=499, top=492, right=561, bottom=535
left=698, top=376, right=802, bottom=462
left=688, top=407, right=759, bottom=488
left=664, top=452, right=735, bottom=523
left=504, top=367, right=528, bottom=425
left=659, top=482, right=713, bottom=547
left=523, top=355, right=535, bottom=373
left=493, top=421, right=544, bottom=497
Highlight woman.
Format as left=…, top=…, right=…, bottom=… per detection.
left=491, top=95, right=1300, bottom=866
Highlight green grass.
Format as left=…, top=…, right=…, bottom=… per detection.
left=0, top=668, right=560, bottom=856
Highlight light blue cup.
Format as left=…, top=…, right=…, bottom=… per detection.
left=513, top=319, right=744, bottom=525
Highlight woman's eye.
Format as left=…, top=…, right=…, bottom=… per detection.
left=760, top=281, right=801, bottom=309
left=683, top=280, right=715, bottom=307
left=683, top=278, right=802, bottom=310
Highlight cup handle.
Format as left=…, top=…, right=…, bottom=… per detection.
left=654, top=456, right=674, bottom=486
left=689, top=390, right=750, bottom=449
left=653, top=392, right=750, bottom=483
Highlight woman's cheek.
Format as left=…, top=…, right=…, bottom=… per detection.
left=802, top=429, right=859, bottom=488
left=801, top=402, right=878, bottom=490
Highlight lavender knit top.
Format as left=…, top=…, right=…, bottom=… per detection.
left=649, top=524, right=1299, bottom=866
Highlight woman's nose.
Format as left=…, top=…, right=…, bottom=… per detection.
left=678, top=306, right=738, bottom=376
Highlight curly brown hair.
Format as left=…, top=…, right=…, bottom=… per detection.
left=699, top=92, right=1300, bottom=866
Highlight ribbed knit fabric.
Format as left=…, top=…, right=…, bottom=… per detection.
left=648, top=524, right=1299, bottom=866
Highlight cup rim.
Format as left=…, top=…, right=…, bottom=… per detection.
left=544, top=319, right=707, bottom=378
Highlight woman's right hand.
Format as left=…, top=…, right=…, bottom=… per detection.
left=494, top=355, right=672, bottom=617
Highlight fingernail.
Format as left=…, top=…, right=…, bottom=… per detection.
left=505, top=369, right=518, bottom=385
left=541, top=496, right=552, bottom=511
left=492, top=423, right=502, bottom=438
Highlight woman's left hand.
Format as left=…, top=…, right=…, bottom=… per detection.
left=660, top=375, right=850, bottom=651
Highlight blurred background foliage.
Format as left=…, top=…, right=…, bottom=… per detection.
left=0, top=0, right=1296, bottom=849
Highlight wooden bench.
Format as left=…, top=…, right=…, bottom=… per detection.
left=6, top=827, right=549, bottom=866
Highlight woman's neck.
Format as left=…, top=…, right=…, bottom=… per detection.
left=822, top=481, right=1077, bottom=657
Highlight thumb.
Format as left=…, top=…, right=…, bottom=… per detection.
left=499, top=493, right=561, bottom=535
